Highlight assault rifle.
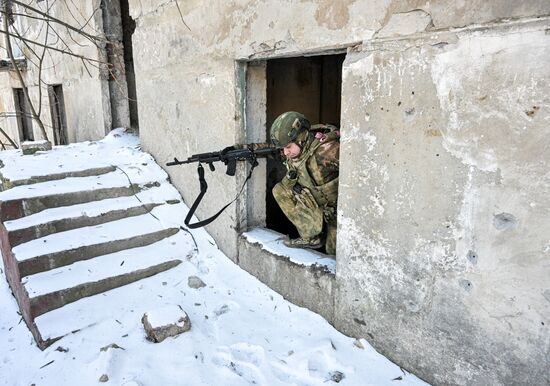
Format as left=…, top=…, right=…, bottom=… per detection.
left=166, top=145, right=279, bottom=229
left=166, top=146, right=278, bottom=176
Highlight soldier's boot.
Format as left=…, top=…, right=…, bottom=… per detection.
left=284, top=235, right=323, bottom=250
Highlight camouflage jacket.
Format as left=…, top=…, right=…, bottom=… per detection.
left=285, top=125, right=340, bottom=207
left=245, top=124, right=340, bottom=207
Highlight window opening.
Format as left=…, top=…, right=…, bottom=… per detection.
left=13, top=87, right=33, bottom=141
left=48, top=84, right=68, bottom=145
left=120, top=0, right=139, bottom=129
left=265, top=54, right=345, bottom=241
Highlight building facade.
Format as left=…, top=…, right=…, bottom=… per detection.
left=0, top=0, right=136, bottom=147
left=2, top=1, right=549, bottom=385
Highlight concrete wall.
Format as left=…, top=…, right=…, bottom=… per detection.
left=0, top=1, right=118, bottom=145
left=0, top=71, right=25, bottom=147
left=101, top=1, right=550, bottom=384
left=336, top=17, right=550, bottom=385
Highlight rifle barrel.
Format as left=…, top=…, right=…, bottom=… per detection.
left=166, top=145, right=278, bottom=167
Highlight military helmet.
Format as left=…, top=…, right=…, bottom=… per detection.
left=270, top=111, right=311, bottom=148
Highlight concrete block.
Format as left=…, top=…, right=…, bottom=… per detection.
left=238, top=235, right=335, bottom=324
left=21, top=141, right=52, bottom=155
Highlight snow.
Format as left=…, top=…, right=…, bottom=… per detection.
left=0, top=130, right=428, bottom=386
left=23, top=232, right=189, bottom=297
left=144, top=305, right=188, bottom=328
left=3, top=187, right=178, bottom=232
left=12, top=209, right=176, bottom=261
left=243, top=228, right=337, bottom=273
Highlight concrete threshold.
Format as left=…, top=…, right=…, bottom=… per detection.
left=238, top=228, right=336, bottom=325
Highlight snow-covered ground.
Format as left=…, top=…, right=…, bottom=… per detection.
left=0, top=131, right=428, bottom=386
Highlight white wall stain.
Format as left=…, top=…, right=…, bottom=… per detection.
left=430, top=28, right=548, bottom=173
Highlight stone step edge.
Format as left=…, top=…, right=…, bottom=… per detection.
left=23, top=231, right=188, bottom=296
left=0, top=183, right=154, bottom=222
left=7, top=201, right=172, bottom=247
left=29, top=259, right=182, bottom=318
left=17, top=227, right=180, bottom=277
left=1, top=165, right=117, bottom=189
left=29, top=264, right=180, bottom=350
left=4, top=185, right=180, bottom=232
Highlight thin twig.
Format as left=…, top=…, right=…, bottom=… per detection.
left=9, top=0, right=104, bottom=43
left=3, top=1, right=48, bottom=141
left=0, top=29, right=107, bottom=64
left=174, top=0, right=191, bottom=31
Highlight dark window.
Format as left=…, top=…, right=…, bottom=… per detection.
left=48, top=84, right=68, bottom=145
left=120, top=0, right=139, bottom=129
left=13, top=87, right=34, bottom=141
left=265, top=54, right=345, bottom=236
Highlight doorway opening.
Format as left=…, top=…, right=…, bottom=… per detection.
left=48, top=84, right=68, bottom=145
left=120, top=0, right=139, bottom=130
left=13, top=87, right=33, bottom=142
left=100, top=0, right=137, bottom=131
left=265, top=54, right=345, bottom=237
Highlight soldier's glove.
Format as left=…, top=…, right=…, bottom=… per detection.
left=323, top=206, right=336, bottom=221
left=295, top=187, right=319, bottom=210
left=221, top=145, right=236, bottom=155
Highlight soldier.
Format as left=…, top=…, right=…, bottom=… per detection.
left=269, top=111, right=340, bottom=255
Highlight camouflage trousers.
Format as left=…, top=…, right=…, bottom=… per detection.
left=272, top=181, right=337, bottom=255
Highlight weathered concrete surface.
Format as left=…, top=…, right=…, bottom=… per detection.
left=238, top=235, right=335, bottom=324
left=0, top=183, right=142, bottom=221
left=20, top=140, right=51, bottom=155
left=124, top=1, right=550, bottom=385
left=336, top=19, right=550, bottom=386
left=142, top=306, right=192, bottom=343
left=8, top=202, right=162, bottom=247
left=1, top=165, right=116, bottom=189
left=17, top=227, right=179, bottom=277
left=29, top=259, right=182, bottom=318
left=0, top=1, right=129, bottom=145
left=0, top=149, right=189, bottom=350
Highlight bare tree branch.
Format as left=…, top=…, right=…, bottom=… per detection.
left=65, top=0, right=103, bottom=37
left=3, top=0, right=48, bottom=141
left=0, top=126, right=19, bottom=149
left=0, top=28, right=107, bottom=64
left=10, top=0, right=105, bottom=44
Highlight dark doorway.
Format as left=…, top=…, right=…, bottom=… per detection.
left=48, top=85, right=68, bottom=145
left=265, top=54, right=345, bottom=237
left=120, top=0, right=139, bottom=129
left=13, top=87, right=34, bottom=141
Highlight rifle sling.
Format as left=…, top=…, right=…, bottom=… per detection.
left=184, top=161, right=256, bottom=229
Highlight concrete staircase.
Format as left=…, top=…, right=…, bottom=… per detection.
left=0, top=137, right=191, bottom=349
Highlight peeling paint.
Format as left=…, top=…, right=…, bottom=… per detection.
left=376, top=9, right=433, bottom=38
left=430, top=27, right=549, bottom=173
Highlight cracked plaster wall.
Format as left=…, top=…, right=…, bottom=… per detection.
left=0, top=1, right=113, bottom=144
left=127, top=1, right=550, bottom=385
left=337, top=17, right=550, bottom=386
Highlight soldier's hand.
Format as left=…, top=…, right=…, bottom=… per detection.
left=221, top=145, right=236, bottom=155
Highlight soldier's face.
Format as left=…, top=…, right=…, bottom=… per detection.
left=283, top=142, right=301, bottom=159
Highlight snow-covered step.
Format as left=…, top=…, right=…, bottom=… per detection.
left=0, top=165, right=116, bottom=189
left=4, top=188, right=182, bottom=246
left=4, top=184, right=181, bottom=234
left=0, top=170, right=165, bottom=222
left=24, top=231, right=190, bottom=317
left=14, top=213, right=181, bottom=277
left=33, top=266, right=180, bottom=347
